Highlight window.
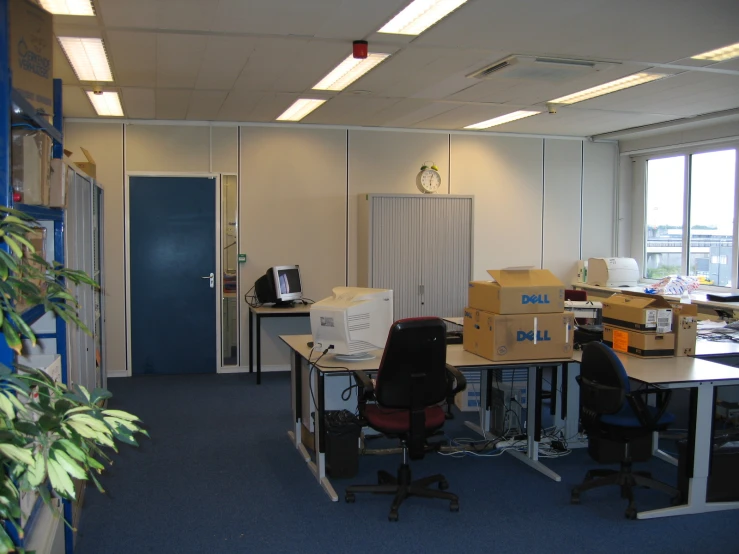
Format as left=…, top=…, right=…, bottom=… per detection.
left=644, top=147, right=737, bottom=287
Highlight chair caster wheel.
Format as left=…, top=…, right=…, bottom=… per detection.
left=438, top=480, right=449, bottom=491
left=345, top=493, right=355, bottom=503
left=388, top=511, right=399, bottom=522
left=450, top=501, right=460, bottom=512
left=570, top=491, right=581, bottom=505
left=625, top=507, right=637, bottom=520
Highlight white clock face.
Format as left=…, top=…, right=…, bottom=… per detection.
left=418, top=169, right=441, bottom=193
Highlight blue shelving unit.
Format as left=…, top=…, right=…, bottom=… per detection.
left=2, top=0, right=73, bottom=551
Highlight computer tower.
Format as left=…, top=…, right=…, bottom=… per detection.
left=490, top=380, right=528, bottom=436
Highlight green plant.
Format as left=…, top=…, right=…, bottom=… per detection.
left=0, top=207, right=146, bottom=552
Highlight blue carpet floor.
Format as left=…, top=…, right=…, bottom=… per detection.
left=74, top=372, right=738, bottom=554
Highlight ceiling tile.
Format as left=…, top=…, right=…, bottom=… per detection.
left=187, top=90, right=228, bottom=120
left=61, top=85, right=96, bottom=118
left=106, top=31, right=157, bottom=88
left=121, top=88, right=156, bottom=119
left=156, top=34, right=209, bottom=89
left=304, top=95, right=400, bottom=126
left=217, top=90, right=270, bottom=121
left=195, top=37, right=257, bottom=90
left=96, top=0, right=156, bottom=28
left=155, top=89, right=192, bottom=119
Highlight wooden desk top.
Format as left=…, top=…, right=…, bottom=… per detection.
left=572, top=349, right=739, bottom=386
left=280, top=334, right=574, bottom=373
left=249, top=304, right=313, bottom=315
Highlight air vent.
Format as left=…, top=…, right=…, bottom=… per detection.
left=467, top=55, right=615, bottom=82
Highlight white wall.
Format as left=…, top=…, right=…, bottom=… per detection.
left=64, top=120, right=618, bottom=375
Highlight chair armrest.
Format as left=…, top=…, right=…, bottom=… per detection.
left=627, top=386, right=672, bottom=431
left=352, top=370, right=374, bottom=392
left=445, top=363, right=466, bottom=395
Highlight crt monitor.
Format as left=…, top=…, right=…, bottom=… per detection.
left=310, top=287, right=394, bottom=361
left=254, top=265, right=303, bottom=307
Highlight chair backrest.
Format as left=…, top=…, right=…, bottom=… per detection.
left=565, top=289, right=588, bottom=301
left=375, top=317, right=449, bottom=410
left=579, top=342, right=629, bottom=415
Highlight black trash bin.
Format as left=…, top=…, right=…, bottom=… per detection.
left=323, top=410, right=361, bottom=479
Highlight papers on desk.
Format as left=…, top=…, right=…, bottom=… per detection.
left=697, top=320, right=728, bottom=334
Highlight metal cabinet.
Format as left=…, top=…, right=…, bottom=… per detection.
left=358, top=194, right=473, bottom=321
left=65, top=167, right=105, bottom=393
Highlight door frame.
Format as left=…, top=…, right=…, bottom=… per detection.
left=124, top=172, right=224, bottom=376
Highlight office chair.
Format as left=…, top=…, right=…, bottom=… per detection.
left=565, top=289, right=588, bottom=301
left=571, top=342, right=680, bottom=519
left=345, top=317, right=467, bottom=521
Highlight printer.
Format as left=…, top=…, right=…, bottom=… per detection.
left=587, top=257, right=640, bottom=287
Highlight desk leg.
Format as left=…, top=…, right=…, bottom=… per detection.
left=313, top=372, right=338, bottom=501
left=638, top=384, right=739, bottom=519
left=256, top=314, right=262, bottom=385
left=287, top=350, right=304, bottom=450
left=506, top=365, right=562, bottom=482
left=464, top=368, right=491, bottom=438
left=248, top=310, right=253, bottom=374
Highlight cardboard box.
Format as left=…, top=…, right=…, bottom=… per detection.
left=454, top=370, right=481, bottom=412
left=73, top=147, right=96, bottom=178
left=670, top=303, right=698, bottom=357
left=9, top=0, right=54, bottom=117
left=603, top=325, right=675, bottom=358
left=15, top=227, right=47, bottom=313
left=49, top=158, right=67, bottom=208
left=463, top=307, right=574, bottom=362
left=11, top=129, right=51, bottom=205
left=468, top=268, right=565, bottom=315
left=602, top=293, right=673, bottom=333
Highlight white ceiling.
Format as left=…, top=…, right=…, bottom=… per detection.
left=53, top=0, right=739, bottom=137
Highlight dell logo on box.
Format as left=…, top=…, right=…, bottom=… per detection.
left=521, top=294, right=550, bottom=305
left=516, top=330, right=551, bottom=342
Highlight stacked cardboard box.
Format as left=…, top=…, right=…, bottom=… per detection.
left=602, top=293, right=675, bottom=358
left=463, top=269, right=574, bottom=362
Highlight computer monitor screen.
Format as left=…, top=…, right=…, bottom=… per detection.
left=310, top=287, right=394, bottom=361
left=254, top=265, right=303, bottom=307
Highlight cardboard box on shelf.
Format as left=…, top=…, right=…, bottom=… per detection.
left=14, top=227, right=47, bottom=314
left=669, top=303, right=698, bottom=357
left=72, top=147, right=96, bottom=178
left=11, top=128, right=51, bottom=205
left=49, top=158, right=67, bottom=208
left=602, top=293, right=673, bottom=333
left=603, top=325, right=675, bottom=358
left=463, top=307, right=574, bottom=362
left=468, top=268, right=565, bottom=315
left=9, top=0, right=54, bottom=117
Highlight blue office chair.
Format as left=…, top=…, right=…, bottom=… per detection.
left=344, top=317, right=466, bottom=521
left=571, top=342, right=681, bottom=519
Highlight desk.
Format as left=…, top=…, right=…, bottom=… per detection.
left=573, top=349, right=739, bottom=519
left=280, top=333, right=573, bottom=501
left=248, top=304, right=312, bottom=384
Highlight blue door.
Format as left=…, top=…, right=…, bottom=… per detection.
left=129, top=176, right=217, bottom=374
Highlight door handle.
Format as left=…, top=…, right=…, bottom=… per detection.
left=201, top=272, right=214, bottom=288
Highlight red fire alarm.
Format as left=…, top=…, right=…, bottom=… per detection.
left=353, top=40, right=368, bottom=59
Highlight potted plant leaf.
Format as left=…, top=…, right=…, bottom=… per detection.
left=0, top=207, right=146, bottom=553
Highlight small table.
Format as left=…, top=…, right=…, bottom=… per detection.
left=281, top=333, right=573, bottom=501
left=248, top=304, right=312, bottom=384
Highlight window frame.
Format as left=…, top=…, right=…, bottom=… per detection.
left=637, top=141, right=739, bottom=290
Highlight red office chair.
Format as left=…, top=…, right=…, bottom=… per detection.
left=565, top=289, right=588, bottom=301
left=345, top=317, right=467, bottom=521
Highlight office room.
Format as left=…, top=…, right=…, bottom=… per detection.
left=4, top=0, right=739, bottom=552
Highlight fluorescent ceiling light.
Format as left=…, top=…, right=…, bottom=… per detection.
left=379, top=0, right=468, bottom=35
left=58, top=37, right=113, bottom=82
left=39, top=0, right=94, bottom=15
left=549, top=72, right=668, bottom=104
left=276, top=99, right=327, bottom=121
left=464, top=110, right=541, bottom=130
left=691, top=42, right=739, bottom=62
left=313, top=53, right=390, bottom=91
left=86, top=91, right=123, bottom=117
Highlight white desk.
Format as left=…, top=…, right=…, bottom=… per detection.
left=573, top=349, right=739, bottom=519
left=281, top=334, right=574, bottom=501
